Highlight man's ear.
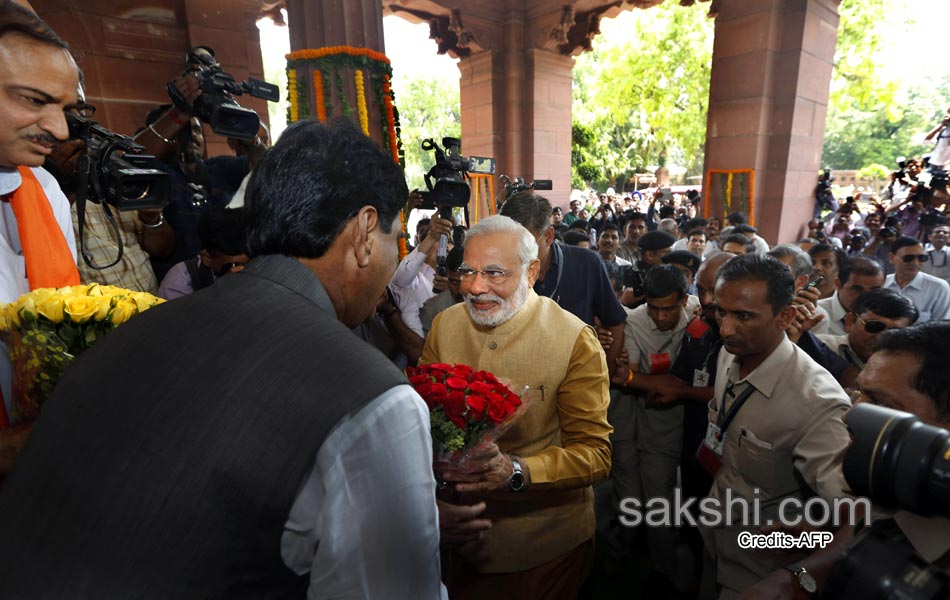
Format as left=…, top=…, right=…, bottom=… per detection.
left=844, top=312, right=855, bottom=333
left=198, top=249, right=212, bottom=267
left=526, top=259, right=541, bottom=286
left=543, top=226, right=555, bottom=246
left=350, top=206, right=380, bottom=268
left=889, top=252, right=896, bottom=266
left=795, top=274, right=809, bottom=291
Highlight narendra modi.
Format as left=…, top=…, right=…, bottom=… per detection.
left=420, top=215, right=612, bottom=600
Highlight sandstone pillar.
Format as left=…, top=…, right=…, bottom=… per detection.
left=286, top=0, right=385, bottom=52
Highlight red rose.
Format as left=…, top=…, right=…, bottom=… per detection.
left=469, top=380, right=495, bottom=395
left=427, top=363, right=452, bottom=372
left=448, top=414, right=467, bottom=429
left=466, top=394, right=488, bottom=421
left=428, top=382, right=448, bottom=403
left=475, top=370, right=500, bottom=384
left=444, top=390, right=467, bottom=420
left=487, top=399, right=507, bottom=423
left=409, top=374, right=431, bottom=386
left=446, top=377, right=469, bottom=391
left=449, top=364, right=474, bottom=379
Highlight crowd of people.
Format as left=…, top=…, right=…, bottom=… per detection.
left=1, top=1, right=949, bottom=599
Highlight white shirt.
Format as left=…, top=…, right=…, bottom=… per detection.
left=884, top=271, right=950, bottom=323
left=226, top=171, right=253, bottom=208
left=281, top=385, right=445, bottom=599
left=816, top=332, right=865, bottom=369
left=752, top=234, right=770, bottom=254
left=922, top=244, right=950, bottom=283
left=0, top=166, right=77, bottom=417
left=817, top=292, right=848, bottom=336
left=390, top=247, right=436, bottom=337
left=929, top=127, right=950, bottom=168
left=602, top=254, right=632, bottom=267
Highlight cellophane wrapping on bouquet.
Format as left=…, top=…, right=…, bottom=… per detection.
left=407, top=363, right=531, bottom=481
left=0, top=284, right=164, bottom=424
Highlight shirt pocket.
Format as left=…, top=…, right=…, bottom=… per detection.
left=735, top=427, right=780, bottom=492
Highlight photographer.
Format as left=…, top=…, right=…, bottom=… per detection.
left=923, top=108, right=950, bottom=170
left=0, top=0, right=81, bottom=457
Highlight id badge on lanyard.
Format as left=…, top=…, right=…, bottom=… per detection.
left=695, top=383, right=755, bottom=477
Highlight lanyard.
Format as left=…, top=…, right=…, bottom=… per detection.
left=716, top=382, right=757, bottom=437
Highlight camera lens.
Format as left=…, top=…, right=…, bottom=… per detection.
left=843, top=403, right=950, bottom=517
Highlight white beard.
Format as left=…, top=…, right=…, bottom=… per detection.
left=464, top=272, right=530, bottom=327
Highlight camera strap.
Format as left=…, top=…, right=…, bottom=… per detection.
left=547, top=241, right=564, bottom=301
left=715, top=382, right=757, bottom=437
left=75, top=152, right=124, bottom=271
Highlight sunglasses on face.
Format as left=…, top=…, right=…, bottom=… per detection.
left=900, top=254, right=929, bottom=263
left=857, top=316, right=888, bottom=334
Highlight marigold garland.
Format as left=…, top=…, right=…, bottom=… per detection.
left=354, top=69, right=369, bottom=135
left=382, top=78, right=399, bottom=164
left=398, top=209, right=408, bottom=260
left=288, top=46, right=391, bottom=64
left=287, top=67, right=299, bottom=123
left=313, top=70, right=326, bottom=122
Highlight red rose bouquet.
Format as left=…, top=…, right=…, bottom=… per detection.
left=407, top=363, right=528, bottom=465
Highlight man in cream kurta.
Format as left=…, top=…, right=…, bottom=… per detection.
left=420, top=216, right=611, bottom=599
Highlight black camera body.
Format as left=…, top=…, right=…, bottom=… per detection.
left=66, top=112, right=169, bottom=212
left=418, top=137, right=495, bottom=211
left=620, top=266, right=646, bottom=297
left=174, top=46, right=279, bottom=140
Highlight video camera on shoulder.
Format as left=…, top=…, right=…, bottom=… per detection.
left=418, top=137, right=495, bottom=211
left=170, top=46, right=279, bottom=140
left=620, top=265, right=646, bottom=297
left=65, top=112, right=169, bottom=212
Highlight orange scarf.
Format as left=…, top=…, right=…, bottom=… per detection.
left=7, top=166, right=80, bottom=291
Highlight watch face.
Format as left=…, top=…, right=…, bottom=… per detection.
left=800, top=571, right=817, bottom=593
left=509, top=472, right=525, bottom=491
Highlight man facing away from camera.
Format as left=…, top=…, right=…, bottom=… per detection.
left=421, top=215, right=612, bottom=600
left=0, top=119, right=443, bottom=599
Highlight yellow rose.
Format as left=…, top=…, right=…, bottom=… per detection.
left=129, top=291, right=162, bottom=312
left=94, top=295, right=112, bottom=320
left=15, top=294, right=37, bottom=319
left=85, top=283, right=102, bottom=297
left=63, top=295, right=99, bottom=323
left=0, top=306, right=11, bottom=331
left=36, top=295, right=65, bottom=323
left=110, top=298, right=137, bottom=326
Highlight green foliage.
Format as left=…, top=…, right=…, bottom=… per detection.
left=390, top=74, right=461, bottom=190
left=572, top=3, right=714, bottom=189
left=857, top=164, right=890, bottom=181
left=822, top=0, right=950, bottom=169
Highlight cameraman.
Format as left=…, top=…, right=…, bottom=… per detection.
left=0, top=0, right=81, bottom=453
left=133, top=71, right=251, bottom=282
left=739, top=320, right=950, bottom=599
left=923, top=108, right=950, bottom=169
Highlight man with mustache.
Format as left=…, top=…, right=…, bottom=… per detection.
left=420, top=215, right=612, bottom=599
left=0, top=0, right=81, bottom=462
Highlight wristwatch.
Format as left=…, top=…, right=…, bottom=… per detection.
left=785, top=564, right=817, bottom=595
left=508, top=456, right=526, bottom=492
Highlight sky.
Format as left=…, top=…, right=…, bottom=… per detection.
left=257, top=2, right=950, bottom=140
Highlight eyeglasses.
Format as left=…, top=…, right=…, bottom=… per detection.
left=458, top=267, right=514, bottom=284
left=857, top=315, right=888, bottom=334
left=900, top=254, right=929, bottom=263
left=67, top=102, right=96, bottom=118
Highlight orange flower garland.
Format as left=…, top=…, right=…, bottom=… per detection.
left=382, top=77, right=399, bottom=164
left=288, top=46, right=391, bottom=64
left=313, top=70, right=326, bottom=122
left=398, top=208, right=408, bottom=260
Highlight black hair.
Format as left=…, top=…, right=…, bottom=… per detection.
left=726, top=211, right=748, bottom=225
left=716, top=253, right=794, bottom=314
left=659, top=205, right=675, bottom=219
left=0, top=0, right=68, bottom=48
left=198, top=207, right=246, bottom=255
left=416, top=218, right=431, bottom=229
left=569, top=219, right=591, bottom=233
left=876, top=321, right=950, bottom=422
left=686, top=227, right=707, bottom=240
left=732, top=223, right=757, bottom=235
left=722, top=233, right=754, bottom=253
left=446, top=245, right=464, bottom=272
left=244, top=118, right=407, bottom=259
left=838, top=254, right=884, bottom=285
left=807, top=243, right=847, bottom=277
left=852, top=288, right=918, bottom=325
left=890, top=236, right=923, bottom=254
left=499, top=191, right=552, bottom=235
left=563, top=230, right=590, bottom=246
left=644, top=265, right=688, bottom=300
left=682, top=218, right=707, bottom=232
left=599, top=222, right=620, bottom=237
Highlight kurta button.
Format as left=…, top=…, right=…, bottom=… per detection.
left=488, top=341, right=497, bottom=350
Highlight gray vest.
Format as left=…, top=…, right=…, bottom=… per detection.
left=0, top=255, right=406, bottom=599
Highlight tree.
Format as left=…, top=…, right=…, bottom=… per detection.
left=572, top=4, right=714, bottom=190
left=390, top=74, right=461, bottom=191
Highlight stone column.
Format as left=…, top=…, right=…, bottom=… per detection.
left=702, top=0, right=839, bottom=243
left=286, top=0, right=385, bottom=52
left=457, top=44, right=573, bottom=210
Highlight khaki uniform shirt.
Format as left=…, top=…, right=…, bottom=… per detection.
left=701, top=336, right=851, bottom=597
left=420, top=291, right=612, bottom=573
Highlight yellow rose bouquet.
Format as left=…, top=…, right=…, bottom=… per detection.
left=0, top=284, right=163, bottom=424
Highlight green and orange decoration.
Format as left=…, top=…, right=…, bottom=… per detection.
left=286, top=46, right=410, bottom=258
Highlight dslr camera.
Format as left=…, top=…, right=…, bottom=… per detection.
left=824, top=403, right=950, bottom=599
left=418, top=137, right=495, bottom=211
left=168, top=46, right=279, bottom=140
